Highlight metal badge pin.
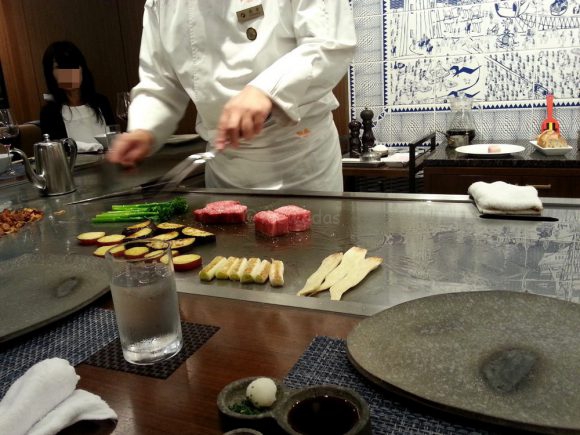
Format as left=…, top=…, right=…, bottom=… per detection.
left=236, top=5, right=264, bottom=23
left=246, top=27, right=257, bottom=41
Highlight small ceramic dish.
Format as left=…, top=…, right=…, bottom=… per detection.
left=217, top=377, right=371, bottom=435
left=530, top=140, right=573, bottom=156
left=371, top=144, right=389, bottom=156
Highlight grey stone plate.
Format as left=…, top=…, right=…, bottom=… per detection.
left=347, top=291, right=580, bottom=434
left=0, top=253, right=109, bottom=343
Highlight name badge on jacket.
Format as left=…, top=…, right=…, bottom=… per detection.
left=236, top=4, right=264, bottom=23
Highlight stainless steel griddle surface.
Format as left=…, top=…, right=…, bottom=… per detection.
left=1, top=145, right=579, bottom=317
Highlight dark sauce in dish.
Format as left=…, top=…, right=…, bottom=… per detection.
left=288, top=395, right=359, bottom=435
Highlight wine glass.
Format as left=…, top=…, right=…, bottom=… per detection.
left=116, top=92, right=130, bottom=127
left=0, top=109, right=19, bottom=176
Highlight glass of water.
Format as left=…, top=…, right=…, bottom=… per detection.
left=105, top=240, right=183, bottom=364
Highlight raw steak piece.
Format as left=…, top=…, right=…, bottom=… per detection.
left=205, top=200, right=241, bottom=210
left=194, top=201, right=247, bottom=224
left=273, top=205, right=311, bottom=232
left=254, top=211, right=289, bottom=237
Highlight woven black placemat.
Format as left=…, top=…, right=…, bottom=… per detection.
left=84, top=322, right=219, bottom=379
left=0, top=307, right=118, bottom=397
left=284, top=336, right=503, bottom=435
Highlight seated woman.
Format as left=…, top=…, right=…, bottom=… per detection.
left=40, top=41, right=114, bottom=152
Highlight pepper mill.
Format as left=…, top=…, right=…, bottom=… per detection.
left=348, top=119, right=362, bottom=158
left=360, top=108, right=377, bottom=161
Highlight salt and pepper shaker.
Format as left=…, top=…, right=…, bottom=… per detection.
left=360, top=108, right=378, bottom=162
left=348, top=119, right=362, bottom=158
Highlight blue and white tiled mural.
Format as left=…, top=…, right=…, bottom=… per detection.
left=349, top=0, right=580, bottom=145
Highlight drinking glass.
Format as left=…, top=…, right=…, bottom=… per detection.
left=105, top=124, right=121, bottom=150
left=105, top=240, right=183, bottom=365
left=116, top=92, right=130, bottom=125
left=0, top=109, right=19, bottom=175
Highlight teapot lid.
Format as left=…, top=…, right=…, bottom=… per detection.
left=37, top=134, right=60, bottom=147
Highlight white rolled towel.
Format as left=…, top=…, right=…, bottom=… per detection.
left=0, top=358, right=116, bottom=435
left=75, top=140, right=103, bottom=153
left=468, top=181, right=543, bottom=215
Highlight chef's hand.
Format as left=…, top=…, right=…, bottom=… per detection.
left=106, top=130, right=154, bottom=167
left=215, top=85, right=272, bottom=149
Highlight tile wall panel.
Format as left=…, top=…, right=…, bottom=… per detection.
left=349, top=0, right=580, bottom=145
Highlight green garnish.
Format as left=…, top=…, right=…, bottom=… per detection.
left=229, top=399, right=264, bottom=415
left=92, top=197, right=188, bottom=223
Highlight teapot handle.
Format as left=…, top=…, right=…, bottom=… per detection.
left=62, top=138, right=78, bottom=171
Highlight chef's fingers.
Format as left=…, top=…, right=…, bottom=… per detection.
left=240, top=112, right=257, bottom=141
left=222, top=111, right=242, bottom=148
left=215, top=111, right=234, bottom=150
left=107, top=131, right=152, bottom=167
left=252, top=112, right=269, bottom=136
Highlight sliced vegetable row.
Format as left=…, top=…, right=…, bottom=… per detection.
left=200, top=256, right=284, bottom=287
left=76, top=220, right=216, bottom=272
left=77, top=220, right=216, bottom=247
left=91, top=242, right=202, bottom=271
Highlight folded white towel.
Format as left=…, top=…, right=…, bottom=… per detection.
left=0, top=358, right=116, bottom=435
left=468, top=181, right=543, bottom=215
left=75, top=140, right=103, bottom=153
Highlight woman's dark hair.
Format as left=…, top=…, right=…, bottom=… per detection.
left=42, top=41, right=104, bottom=124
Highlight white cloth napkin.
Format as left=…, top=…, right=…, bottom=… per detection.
left=75, top=140, right=103, bottom=153
left=468, top=181, right=543, bottom=215
left=0, top=358, right=117, bottom=435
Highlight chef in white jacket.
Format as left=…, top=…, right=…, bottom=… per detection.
left=108, top=0, right=356, bottom=192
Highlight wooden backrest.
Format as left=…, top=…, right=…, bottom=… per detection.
left=17, top=123, right=42, bottom=155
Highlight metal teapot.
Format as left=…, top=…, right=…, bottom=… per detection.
left=11, top=134, right=77, bottom=195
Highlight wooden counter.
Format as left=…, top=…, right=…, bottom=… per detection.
left=76, top=294, right=361, bottom=435
left=424, top=142, right=580, bottom=197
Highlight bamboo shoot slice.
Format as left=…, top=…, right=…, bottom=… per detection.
left=269, top=260, right=284, bottom=287
left=329, top=257, right=383, bottom=301
left=297, top=252, right=343, bottom=296
left=317, top=247, right=367, bottom=292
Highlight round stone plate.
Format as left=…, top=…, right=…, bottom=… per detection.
left=347, top=291, right=580, bottom=433
left=0, top=253, right=109, bottom=343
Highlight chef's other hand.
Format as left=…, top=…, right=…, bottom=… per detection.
left=215, top=85, right=272, bottom=149
left=107, top=130, right=154, bottom=167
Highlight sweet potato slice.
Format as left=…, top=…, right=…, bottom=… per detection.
left=77, top=231, right=106, bottom=245
left=173, top=254, right=202, bottom=271
left=96, top=234, right=126, bottom=246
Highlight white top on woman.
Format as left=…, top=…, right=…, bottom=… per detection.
left=61, top=105, right=105, bottom=152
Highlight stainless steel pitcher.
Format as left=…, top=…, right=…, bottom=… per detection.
left=12, top=134, right=77, bottom=196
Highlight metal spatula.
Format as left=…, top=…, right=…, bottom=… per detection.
left=155, top=151, right=215, bottom=194
left=66, top=151, right=214, bottom=205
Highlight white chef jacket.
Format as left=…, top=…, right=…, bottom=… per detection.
left=129, top=0, right=356, bottom=191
